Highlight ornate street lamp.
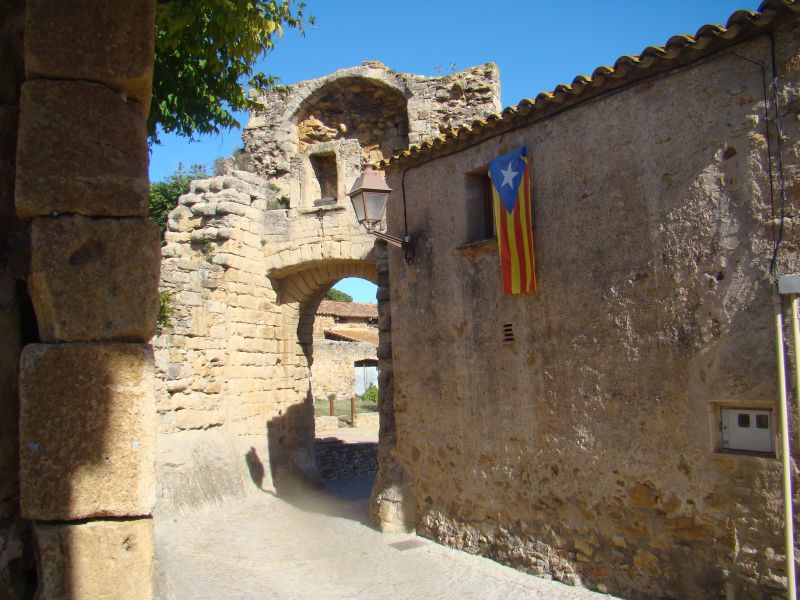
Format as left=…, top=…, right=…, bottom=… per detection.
left=347, top=166, right=414, bottom=262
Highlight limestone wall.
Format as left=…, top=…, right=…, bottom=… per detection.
left=311, top=339, right=376, bottom=401
left=155, top=167, right=379, bottom=509
left=313, top=314, right=336, bottom=337
left=385, top=22, right=800, bottom=599
left=242, top=61, right=501, bottom=180
left=369, top=245, right=417, bottom=533
left=155, top=62, right=501, bottom=513
left=8, top=1, right=159, bottom=597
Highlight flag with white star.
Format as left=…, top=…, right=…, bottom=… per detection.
left=488, top=146, right=536, bottom=294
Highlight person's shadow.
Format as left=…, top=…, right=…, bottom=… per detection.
left=245, top=447, right=266, bottom=490
left=245, top=440, right=377, bottom=526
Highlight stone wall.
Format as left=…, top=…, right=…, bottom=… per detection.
left=353, top=411, right=379, bottom=428
left=314, top=415, right=339, bottom=432
left=314, top=439, right=378, bottom=481
left=311, top=339, right=376, bottom=401
left=313, top=313, right=336, bottom=337
left=155, top=168, right=379, bottom=509
left=242, top=61, right=500, bottom=182
left=155, top=62, right=501, bottom=513
left=310, top=303, right=379, bottom=402
left=6, top=1, right=159, bottom=598
left=384, top=16, right=800, bottom=599
left=369, top=246, right=417, bottom=533
left=0, top=1, right=32, bottom=597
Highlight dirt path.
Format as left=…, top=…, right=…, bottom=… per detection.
left=155, top=473, right=616, bottom=600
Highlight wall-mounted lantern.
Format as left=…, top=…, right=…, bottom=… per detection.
left=347, top=166, right=414, bottom=263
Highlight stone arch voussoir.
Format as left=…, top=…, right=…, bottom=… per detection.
left=283, top=64, right=411, bottom=126
left=270, top=258, right=377, bottom=307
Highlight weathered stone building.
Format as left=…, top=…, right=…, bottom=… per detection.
left=154, top=61, right=501, bottom=511
left=3, top=1, right=800, bottom=598
left=311, top=300, right=379, bottom=402
left=378, top=4, right=800, bottom=598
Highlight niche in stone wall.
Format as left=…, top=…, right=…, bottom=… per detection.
left=294, top=77, right=409, bottom=164
left=309, top=152, right=337, bottom=206
left=301, top=142, right=342, bottom=208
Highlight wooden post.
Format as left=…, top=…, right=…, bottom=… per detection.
left=351, top=396, right=356, bottom=427
left=329, top=396, right=335, bottom=417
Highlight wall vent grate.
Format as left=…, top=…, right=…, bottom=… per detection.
left=502, top=323, right=514, bottom=343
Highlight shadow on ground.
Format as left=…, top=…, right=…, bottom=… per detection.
left=243, top=439, right=377, bottom=527
left=288, top=472, right=376, bottom=526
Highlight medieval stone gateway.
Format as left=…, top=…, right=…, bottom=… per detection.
left=3, top=2, right=800, bottom=599
left=154, top=61, right=501, bottom=514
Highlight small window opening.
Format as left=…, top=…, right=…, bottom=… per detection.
left=465, top=169, right=496, bottom=243
left=482, top=174, right=495, bottom=239
left=310, top=153, right=337, bottom=206
left=502, top=323, right=514, bottom=343
left=721, top=408, right=774, bottom=454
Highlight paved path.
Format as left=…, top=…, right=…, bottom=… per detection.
left=156, top=473, right=616, bottom=600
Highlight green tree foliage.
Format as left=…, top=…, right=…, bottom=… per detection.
left=156, top=290, right=175, bottom=336
left=149, top=0, right=312, bottom=143
left=361, top=384, right=378, bottom=404
left=324, top=288, right=353, bottom=302
left=149, top=163, right=208, bottom=238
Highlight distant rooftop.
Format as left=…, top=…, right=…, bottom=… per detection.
left=317, top=300, right=378, bottom=319
left=324, top=328, right=379, bottom=346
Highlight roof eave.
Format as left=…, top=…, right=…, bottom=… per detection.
left=377, top=0, right=800, bottom=171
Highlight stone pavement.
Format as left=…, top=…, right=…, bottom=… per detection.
left=155, top=473, right=617, bottom=600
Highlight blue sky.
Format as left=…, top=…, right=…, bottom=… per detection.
left=149, top=0, right=762, bottom=301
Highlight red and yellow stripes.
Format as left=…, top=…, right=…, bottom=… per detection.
left=491, top=159, right=536, bottom=295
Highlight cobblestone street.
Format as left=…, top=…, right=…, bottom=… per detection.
left=155, top=473, right=616, bottom=600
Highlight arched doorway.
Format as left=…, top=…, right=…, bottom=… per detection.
left=266, top=260, right=380, bottom=491
left=311, top=278, right=380, bottom=430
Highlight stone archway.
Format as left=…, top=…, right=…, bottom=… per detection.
left=3, top=11, right=502, bottom=593
left=265, top=250, right=412, bottom=532
left=293, top=76, right=410, bottom=165
left=264, top=258, right=379, bottom=489
left=155, top=61, right=500, bottom=522
left=154, top=168, right=382, bottom=514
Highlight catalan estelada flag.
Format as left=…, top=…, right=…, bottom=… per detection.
left=488, top=146, right=536, bottom=294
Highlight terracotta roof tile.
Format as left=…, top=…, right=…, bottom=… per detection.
left=317, top=300, right=378, bottom=319
left=324, top=328, right=379, bottom=346
left=377, top=0, right=799, bottom=169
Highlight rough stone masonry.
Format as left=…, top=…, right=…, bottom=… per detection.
left=154, top=61, right=500, bottom=515
left=381, top=4, right=800, bottom=599
left=6, top=1, right=160, bottom=598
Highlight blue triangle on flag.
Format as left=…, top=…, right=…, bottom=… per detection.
left=489, top=147, right=527, bottom=213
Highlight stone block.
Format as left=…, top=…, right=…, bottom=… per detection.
left=0, top=1, right=24, bottom=105
left=15, top=80, right=148, bottom=218
left=353, top=412, right=379, bottom=428
left=0, top=274, right=22, bottom=520
left=315, top=416, right=340, bottom=432
left=24, top=0, right=155, bottom=109
left=35, top=519, right=154, bottom=600
left=0, top=106, right=18, bottom=220
left=19, top=343, right=156, bottom=520
left=29, top=216, right=159, bottom=342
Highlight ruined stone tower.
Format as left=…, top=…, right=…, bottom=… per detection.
left=154, top=61, right=501, bottom=517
